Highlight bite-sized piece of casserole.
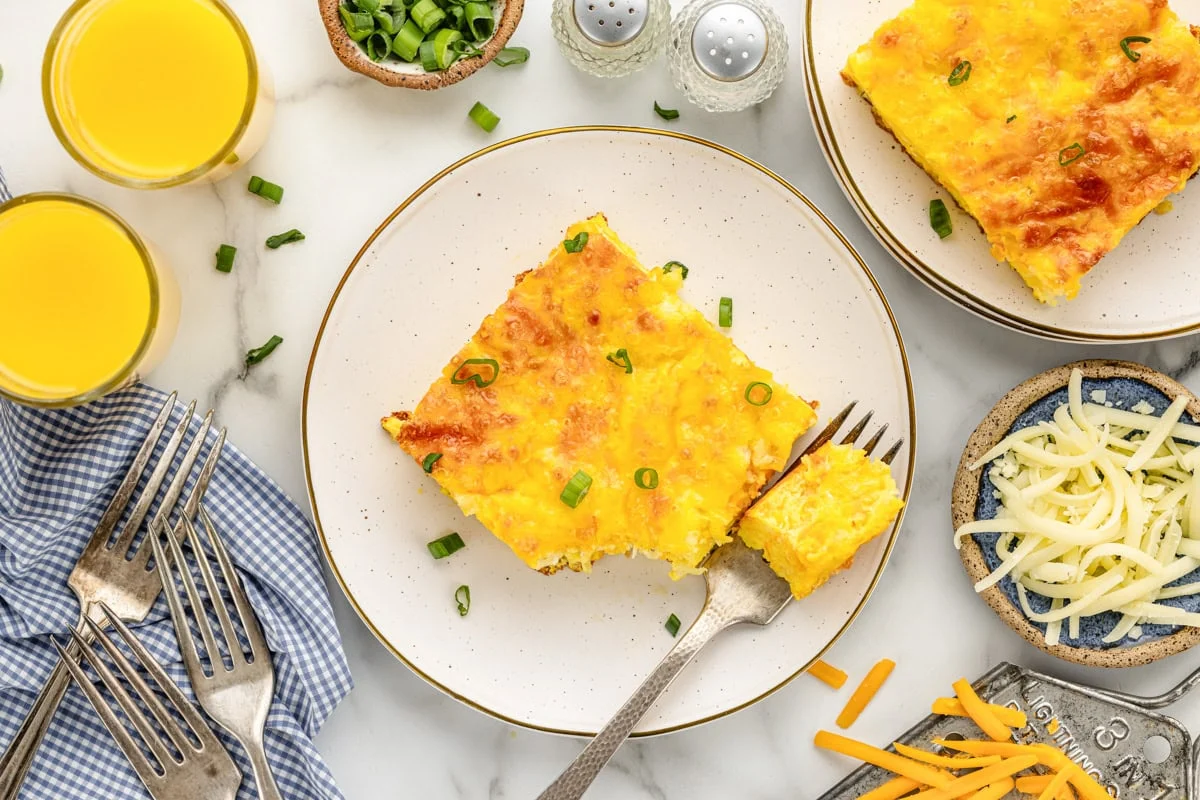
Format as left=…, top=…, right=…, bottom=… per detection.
left=842, top=0, right=1200, bottom=305
left=382, top=214, right=818, bottom=578
left=737, top=443, right=904, bottom=600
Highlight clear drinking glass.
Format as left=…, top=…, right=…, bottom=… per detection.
left=43, top=0, right=274, bottom=189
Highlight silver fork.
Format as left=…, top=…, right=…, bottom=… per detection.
left=152, top=508, right=283, bottom=800
left=0, top=394, right=226, bottom=798
left=536, top=403, right=904, bottom=800
left=52, top=603, right=241, bottom=800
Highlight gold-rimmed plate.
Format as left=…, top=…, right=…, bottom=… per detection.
left=302, top=127, right=915, bottom=735
left=804, top=0, right=1200, bottom=343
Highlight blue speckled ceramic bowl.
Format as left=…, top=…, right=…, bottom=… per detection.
left=952, top=360, right=1200, bottom=667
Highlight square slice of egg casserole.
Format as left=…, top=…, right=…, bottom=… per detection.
left=382, top=214, right=818, bottom=578
left=842, top=0, right=1200, bottom=305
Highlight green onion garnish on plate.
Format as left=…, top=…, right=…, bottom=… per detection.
left=422, top=452, right=443, bottom=473
left=663, top=261, right=688, bottom=278
left=247, top=175, right=283, bottom=204
left=654, top=102, right=680, bottom=121
left=665, top=613, right=681, bottom=637
left=634, top=468, right=659, bottom=490
left=1006, top=115, right=1016, bottom=123
left=493, top=46, right=530, bottom=66
left=719, top=297, right=733, bottom=327
left=245, top=335, right=283, bottom=368
left=455, top=584, right=471, bottom=616
left=215, top=244, right=237, bottom=273
left=1121, top=35, right=1151, bottom=62
left=1059, top=142, right=1086, bottom=166
left=929, top=199, right=952, bottom=239
left=468, top=101, right=500, bottom=132
left=393, top=20, right=424, bottom=61
left=948, top=60, right=971, bottom=86
left=606, top=348, right=633, bottom=374
left=428, top=532, right=466, bottom=559
left=266, top=229, right=305, bottom=249
left=451, top=357, right=500, bottom=387
left=464, top=2, right=494, bottom=40
left=563, top=232, right=589, bottom=253
left=560, top=470, right=593, bottom=508
left=745, top=381, right=773, bottom=406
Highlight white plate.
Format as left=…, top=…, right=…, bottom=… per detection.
left=302, top=127, right=916, bottom=735
left=804, top=0, right=1200, bottom=342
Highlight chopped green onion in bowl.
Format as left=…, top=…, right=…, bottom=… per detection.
left=336, top=0, right=502, bottom=73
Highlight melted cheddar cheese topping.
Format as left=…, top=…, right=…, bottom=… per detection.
left=383, top=215, right=818, bottom=577
left=843, top=0, right=1200, bottom=304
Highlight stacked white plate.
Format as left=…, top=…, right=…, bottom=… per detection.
left=802, top=0, right=1200, bottom=343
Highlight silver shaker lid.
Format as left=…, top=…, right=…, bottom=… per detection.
left=689, top=2, right=768, bottom=81
left=573, top=0, right=649, bottom=46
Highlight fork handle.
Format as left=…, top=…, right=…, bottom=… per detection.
left=243, top=734, right=283, bottom=800
left=0, top=618, right=94, bottom=800
left=535, top=602, right=736, bottom=800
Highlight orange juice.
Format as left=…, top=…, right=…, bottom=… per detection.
left=0, top=195, right=177, bottom=406
left=44, top=0, right=272, bottom=187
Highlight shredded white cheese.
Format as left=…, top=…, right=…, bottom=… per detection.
left=956, top=369, right=1200, bottom=644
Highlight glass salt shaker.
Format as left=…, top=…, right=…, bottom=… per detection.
left=667, top=0, right=788, bottom=112
left=551, top=0, right=670, bottom=78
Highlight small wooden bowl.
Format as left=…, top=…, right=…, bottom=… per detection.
left=318, top=0, right=524, bottom=89
left=952, top=359, right=1200, bottom=668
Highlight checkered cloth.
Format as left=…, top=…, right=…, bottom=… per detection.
left=0, top=379, right=353, bottom=799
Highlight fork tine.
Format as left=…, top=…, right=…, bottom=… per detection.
left=162, top=519, right=222, bottom=674
left=113, top=400, right=196, bottom=549
left=150, top=519, right=208, bottom=684
left=800, top=402, right=857, bottom=459
left=51, top=637, right=162, bottom=788
left=199, top=508, right=268, bottom=661
left=839, top=411, right=875, bottom=447
left=861, top=424, right=889, bottom=457
left=182, top=428, right=225, bottom=522
left=95, top=603, right=221, bottom=751
left=185, top=514, right=245, bottom=665
left=76, top=617, right=182, bottom=764
left=881, top=439, right=904, bottom=465
left=92, top=393, right=177, bottom=545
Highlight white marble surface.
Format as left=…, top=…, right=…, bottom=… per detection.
left=3, top=1, right=1200, bottom=798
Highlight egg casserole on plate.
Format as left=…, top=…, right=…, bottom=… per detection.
left=842, top=0, right=1200, bottom=305
left=382, top=214, right=818, bottom=577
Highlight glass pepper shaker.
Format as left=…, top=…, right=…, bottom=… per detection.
left=667, top=0, right=788, bottom=112
left=551, top=0, right=670, bottom=78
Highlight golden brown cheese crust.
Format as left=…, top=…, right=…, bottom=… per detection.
left=842, top=0, right=1200, bottom=304
left=383, top=215, right=818, bottom=577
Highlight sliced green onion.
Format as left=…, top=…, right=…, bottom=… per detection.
left=247, top=175, right=283, bottom=204
left=422, top=452, right=443, bottom=472
left=245, top=335, right=283, bottom=368
left=355, top=0, right=382, bottom=12
left=432, top=27, right=463, bottom=68
left=374, top=6, right=405, bottom=34
left=1059, top=142, right=1086, bottom=166
left=367, top=30, right=393, bottom=61
left=463, top=2, right=493, bottom=40
left=1121, top=35, right=1151, bottom=62
left=447, top=4, right=466, bottom=32
left=266, top=229, right=305, bottom=249
left=452, top=38, right=485, bottom=58
left=948, top=60, right=971, bottom=86
left=468, top=101, right=500, bottom=132
left=662, top=261, right=688, bottom=278
left=745, top=381, right=773, bottom=406
left=929, top=199, right=952, bottom=239
left=393, top=19, right=424, bottom=61
left=1006, top=114, right=1016, bottom=123
left=563, top=231, right=588, bottom=253
left=654, top=101, right=680, bottom=121
left=606, top=348, right=632, bottom=374
left=339, top=5, right=376, bottom=40
left=492, top=46, right=530, bottom=66
left=418, top=39, right=439, bottom=71
left=215, top=244, right=237, bottom=273
left=560, top=470, right=593, bottom=508
left=411, top=0, right=446, bottom=32
left=427, top=532, right=465, bottom=559
left=455, top=584, right=471, bottom=616
left=451, top=357, right=500, bottom=387
left=634, top=468, right=659, bottom=490
left=718, top=296, right=733, bottom=327
left=665, top=613, right=681, bottom=637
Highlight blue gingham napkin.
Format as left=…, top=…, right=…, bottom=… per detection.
left=0, top=383, right=353, bottom=799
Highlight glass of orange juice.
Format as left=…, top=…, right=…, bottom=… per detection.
left=0, top=193, right=180, bottom=407
left=43, top=0, right=273, bottom=189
